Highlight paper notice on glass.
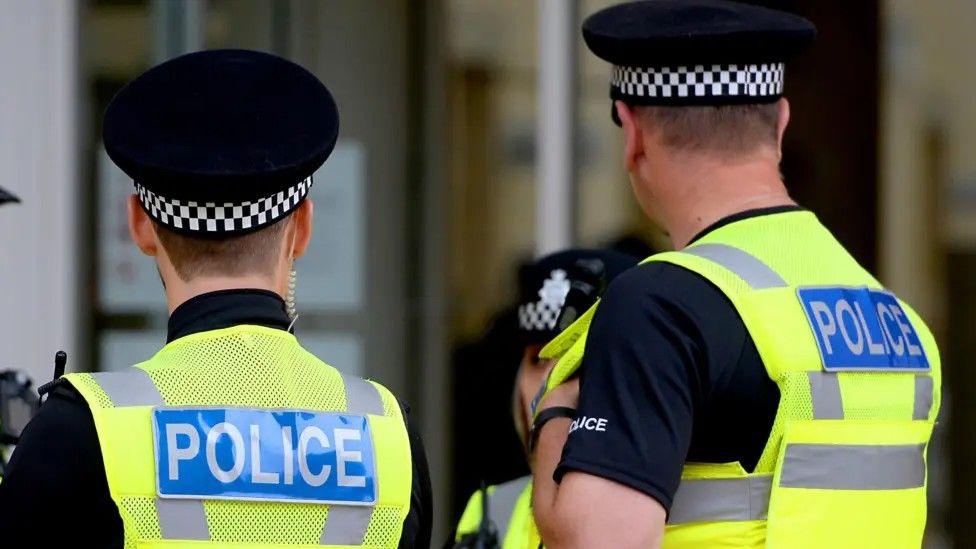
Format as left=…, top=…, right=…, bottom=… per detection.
left=296, top=140, right=366, bottom=312
left=97, top=145, right=167, bottom=312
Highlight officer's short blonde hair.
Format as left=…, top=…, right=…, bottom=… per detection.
left=154, top=219, right=290, bottom=282
left=638, top=103, right=780, bottom=156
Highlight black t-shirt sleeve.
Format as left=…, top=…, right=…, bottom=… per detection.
left=398, top=400, right=433, bottom=549
left=0, top=382, right=122, bottom=546
left=554, top=262, right=748, bottom=511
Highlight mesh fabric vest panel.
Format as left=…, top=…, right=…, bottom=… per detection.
left=65, top=325, right=412, bottom=549
left=539, top=211, right=940, bottom=548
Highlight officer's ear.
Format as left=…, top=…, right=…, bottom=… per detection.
left=776, top=98, right=790, bottom=159
left=616, top=100, right=644, bottom=173
left=289, top=198, right=314, bottom=260
left=127, top=194, right=158, bottom=256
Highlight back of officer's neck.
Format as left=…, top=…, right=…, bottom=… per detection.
left=164, top=275, right=285, bottom=315
left=654, top=148, right=794, bottom=250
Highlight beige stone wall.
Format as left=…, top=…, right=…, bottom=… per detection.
left=882, top=0, right=976, bottom=326
left=881, top=3, right=975, bottom=545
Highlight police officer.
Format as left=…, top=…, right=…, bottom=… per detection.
left=529, top=2, right=940, bottom=548
left=0, top=50, right=432, bottom=547
left=452, top=249, right=637, bottom=549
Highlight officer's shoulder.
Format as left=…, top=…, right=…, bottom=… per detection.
left=13, top=378, right=98, bottom=457
left=597, top=261, right=747, bottom=349
left=33, top=380, right=92, bottom=429
left=603, top=260, right=729, bottom=307
left=43, top=378, right=88, bottom=406
left=598, top=260, right=745, bottom=337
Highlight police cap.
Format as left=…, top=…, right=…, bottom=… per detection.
left=103, top=49, right=339, bottom=236
left=0, top=186, right=19, bottom=207
left=582, top=0, right=816, bottom=121
left=517, top=249, right=638, bottom=344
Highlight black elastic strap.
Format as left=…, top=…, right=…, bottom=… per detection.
left=529, top=406, right=577, bottom=452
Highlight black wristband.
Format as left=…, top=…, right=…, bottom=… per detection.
left=529, top=406, right=577, bottom=452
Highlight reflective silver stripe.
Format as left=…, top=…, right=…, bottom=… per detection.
left=668, top=475, right=772, bottom=524
left=780, top=443, right=926, bottom=490
left=809, top=371, right=844, bottom=419
left=683, top=243, right=788, bottom=289
left=914, top=375, right=934, bottom=420
left=90, top=370, right=164, bottom=407
left=488, top=476, right=531, bottom=539
left=156, top=498, right=210, bottom=540
left=342, top=374, right=385, bottom=416
left=320, top=505, right=374, bottom=545
left=809, top=372, right=934, bottom=421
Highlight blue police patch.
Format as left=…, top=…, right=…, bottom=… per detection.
left=153, top=408, right=376, bottom=504
left=797, top=287, right=929, bottom=372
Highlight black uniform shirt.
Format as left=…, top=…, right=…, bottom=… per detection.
left=554, top=207, right=799, bottom=510
left=0, top=289, right=432, bottom=548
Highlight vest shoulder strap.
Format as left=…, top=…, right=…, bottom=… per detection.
left=66, top=365, right=396, bottom=420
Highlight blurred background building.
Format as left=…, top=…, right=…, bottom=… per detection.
left=0, top=0, right=971, bottom=545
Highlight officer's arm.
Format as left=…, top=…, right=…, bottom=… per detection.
left=530, top=266, right=712, bottom=547
left=530, top=382, right=666, bottom=548
left=0, top=383, right=121, bottom=539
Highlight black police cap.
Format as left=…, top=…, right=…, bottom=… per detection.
left=103, top=49, right=339, bottom=236
left=0, top=186, right=19, bottom=207
left=582, top=0, right=816, bottom=118
left=517, top=249, right=638, bottom=344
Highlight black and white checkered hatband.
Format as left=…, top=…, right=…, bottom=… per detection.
left=518, top=268, right=571, bottom=333
left=135, top=176, right=313, bottom=235
left=611, top=63, right=785, bottom=104
left=518, top=299, right=563, bottom=332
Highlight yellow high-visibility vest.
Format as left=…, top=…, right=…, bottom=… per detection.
left=455, top=476, right=540, bottom=549
left=538, top=210, right=940, bottom=548
left=65, top=324, right=413, bottom=548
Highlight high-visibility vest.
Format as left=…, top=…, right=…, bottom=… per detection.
left=455, top=476, right=540, bottom=549
left=64, top=324, right=413, bottom=548
left=538, top=210, right=940, bottom=548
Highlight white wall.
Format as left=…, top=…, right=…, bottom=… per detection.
left=0, top=1, right=79, bottom=384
